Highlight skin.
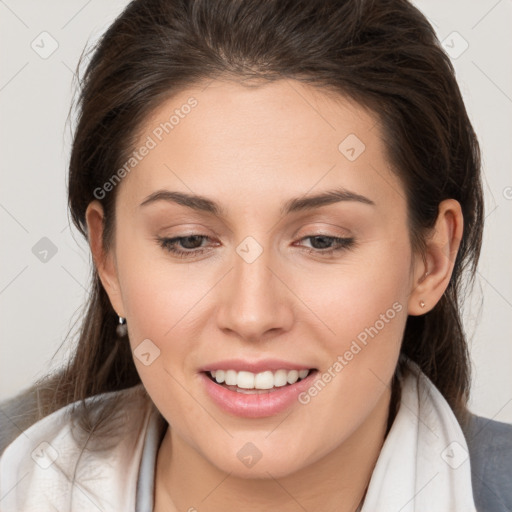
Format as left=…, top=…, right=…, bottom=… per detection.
left=86, top=78, right=463, bottom=512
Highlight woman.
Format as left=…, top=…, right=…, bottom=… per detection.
left=1, top=0, right=511, bottom=511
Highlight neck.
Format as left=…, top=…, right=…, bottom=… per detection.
left=154, top=387, right=391, bottom=512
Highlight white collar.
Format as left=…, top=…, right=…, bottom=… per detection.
left=360, top=361, right=476, bottom=511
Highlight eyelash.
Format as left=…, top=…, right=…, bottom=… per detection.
left=156, top=234, right=355, bottom=259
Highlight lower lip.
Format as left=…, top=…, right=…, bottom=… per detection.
left=200, top=370, right=318, bottom=418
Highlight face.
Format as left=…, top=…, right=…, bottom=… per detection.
left=89, top=78, right=422, bottom=478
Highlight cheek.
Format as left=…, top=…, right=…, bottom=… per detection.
left=287, top=253, right=410, bottom=457
left=113, top=243, right=212, bottom=405
left=116, top=233, right=210, bottom=340
left=294, top=237, right=411, bottom=349
left=115, top=256, right=209, bottom=427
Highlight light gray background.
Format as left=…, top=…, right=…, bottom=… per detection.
left=1, top=0, right=511, bottom=423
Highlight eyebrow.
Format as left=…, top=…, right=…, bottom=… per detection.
left=139, top=187, right=375, bottom=216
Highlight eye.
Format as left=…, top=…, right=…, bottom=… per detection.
left=156, top=233, right=355, bottom=259
left=156, top=234, right=215, bottom=258
left=295, top=235, right=355, bottom=256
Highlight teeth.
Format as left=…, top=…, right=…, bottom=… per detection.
left=210, top=368, right=312, bottom=389
left=225, top=370, right=237, bottom=386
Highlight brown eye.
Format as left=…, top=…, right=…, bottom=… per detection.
left=157, top=234, right=213, bottom=258
left=296, top=235, right=355, bottom=256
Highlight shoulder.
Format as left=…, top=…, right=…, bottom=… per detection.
left=0, top=384, right=150, bottom=456
left=0, top=386, right=40, bottom=456
left=463, top=412, right=512, bottom=512
left=0, top=384, right=155, bottom=511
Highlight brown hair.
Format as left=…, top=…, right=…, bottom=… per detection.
left=2, top=0, right=483, bottom=443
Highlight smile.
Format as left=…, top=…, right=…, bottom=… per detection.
left=200, top=368, right=319, bottom=417
left=207, top=368, right=312, bottom=391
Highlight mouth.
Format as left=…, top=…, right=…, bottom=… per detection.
left=203, top=368, right=317, bottom=394
left=200, top=367, right=319, bottom=418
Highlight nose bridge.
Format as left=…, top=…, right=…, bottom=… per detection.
left=216, top=238, right=292, bottom=340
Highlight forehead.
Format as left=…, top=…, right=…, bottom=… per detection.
left=119, top=78, right=405, bottom=216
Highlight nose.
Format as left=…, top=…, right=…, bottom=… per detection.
left=215, top=246, right=294, bottom=343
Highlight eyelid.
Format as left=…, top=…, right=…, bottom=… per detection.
left=293, top=222, right=353, bottom=239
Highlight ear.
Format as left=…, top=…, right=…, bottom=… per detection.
left=408, top=198, right=463, bottom=316
left=85, top=200, right=126, bottom=317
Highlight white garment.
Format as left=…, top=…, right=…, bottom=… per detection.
left=0, top=360, right=477, bottom=511
left=0, top=385, right=154, bottom=512
left=360, top=362, right=477, bottom=512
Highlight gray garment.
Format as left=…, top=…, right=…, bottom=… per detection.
left=462, top=414, right=512, bottom=512
left=1, top=389, right=511, bottom=511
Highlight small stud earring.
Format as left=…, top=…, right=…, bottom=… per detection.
left=116, top=316, right=127, bottom=337
left=419, top=300, right=425, bottom=308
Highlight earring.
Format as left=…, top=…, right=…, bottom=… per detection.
left=419, top=300, right=425, bottom=308
left=116, top=316, right=127, bottom=337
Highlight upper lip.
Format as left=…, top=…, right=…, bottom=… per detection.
left=199, top=358, right=316, bottom=373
